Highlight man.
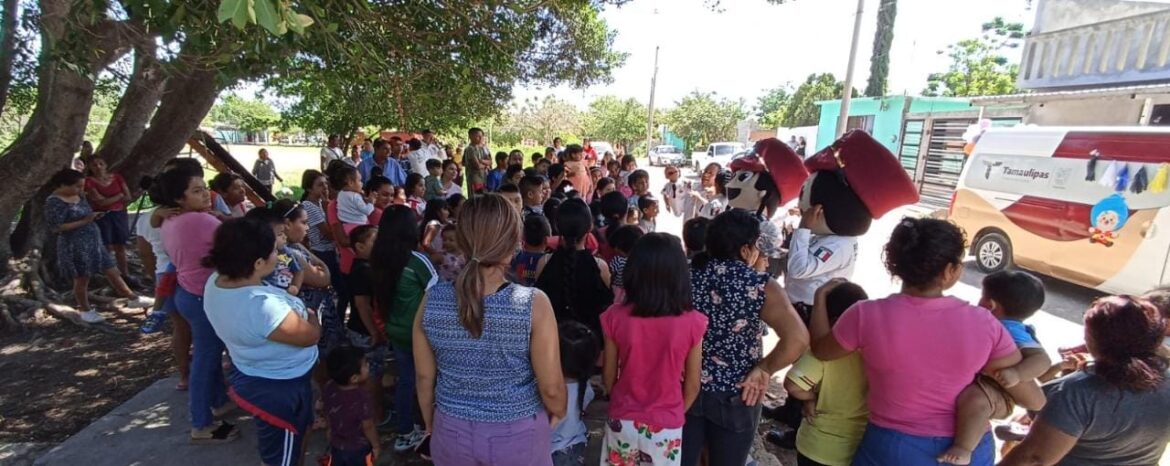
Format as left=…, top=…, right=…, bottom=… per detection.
left=320, top=134, right=344, bottom=170
left=360, top=140, right=374, bottom=161
left=359, top=139, right=407, bottom=186
left=421, top=129, right=443, bottom=156
left=407, top=138, right=440, bottom=176
left=386, top=136, right=411, bottom=175
left=462, top=128, right=492, bottom=194
left=788, top=135, right=799, bottom=150
left=582, top=137, right=598, bottom=168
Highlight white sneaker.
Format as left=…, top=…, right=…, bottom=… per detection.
left=124, top=296, right=155, bottom=308
left=80, top=309, right=106, bottom=323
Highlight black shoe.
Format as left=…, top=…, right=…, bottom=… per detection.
left=765, top=429, right=796, bottom=449
left=762, top=405, right=782, bottom=421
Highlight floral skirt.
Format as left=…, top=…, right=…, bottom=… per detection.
left=603, top=419, right=682, bottom=466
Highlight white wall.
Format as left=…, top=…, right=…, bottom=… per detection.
left=1034, top=0, right=1170, bottom=32
left=1026, top=94, right=1170, bottom=125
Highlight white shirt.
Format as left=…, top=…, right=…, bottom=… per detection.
left=784, top=229, right=858, bottom=304
left=408, top=147, right=441, bottom=176
left=134, top=209, right=171, bottom=276
left=336, top=190, right=374, bottom=225
left=320, top=146, right=343, bottom=163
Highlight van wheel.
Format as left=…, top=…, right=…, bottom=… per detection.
left=974, top=233, right=1013, bottom=273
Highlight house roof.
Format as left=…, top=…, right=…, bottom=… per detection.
left=969, top=83, right=1170, bottom=105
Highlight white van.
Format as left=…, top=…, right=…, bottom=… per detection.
left=949, top=126, right=1170, bottom=295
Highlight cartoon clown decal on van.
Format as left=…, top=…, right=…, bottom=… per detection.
left=1089, top=194, right=1130, bottom=247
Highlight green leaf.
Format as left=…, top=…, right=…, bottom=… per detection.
left=294, top=13, right=315, bottom=30
left=254, top=0, right=282, bottom=35
left=217, top=0, right=256, bottom=30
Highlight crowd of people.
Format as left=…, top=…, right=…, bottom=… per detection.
left=44, top=131, right=1170, bottom=466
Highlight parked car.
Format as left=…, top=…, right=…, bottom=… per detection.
left=950, top=126, right=1170, bottom=295
left=692, top=142, right=747, bottom=171
left=590, top=141, right=615, bottom=160
left=649, top=145, right=684, bottom=166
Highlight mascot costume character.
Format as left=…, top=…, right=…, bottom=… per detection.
left=726, top=138, right=810, bottom=277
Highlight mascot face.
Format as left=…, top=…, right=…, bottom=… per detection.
left=727, top=169, right=768, bottom=212
left=800, top=171, right=872, bottom=237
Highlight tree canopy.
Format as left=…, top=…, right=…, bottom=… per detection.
left=664, top=91, right=745, bottom=150
left=781, top=73, right=857, bottom=128
left=755, top=86, right=792, bottom=129
left=583, top=96, right=648, bottom=152
left=207, top=94, right=280, bottom=132
left=923, top=17, right=1024, bottom=97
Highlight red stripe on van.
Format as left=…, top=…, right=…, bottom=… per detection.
left=1001, top=197, right=1094, bottom=241
left=1053, top=131, right=1170, bottom=163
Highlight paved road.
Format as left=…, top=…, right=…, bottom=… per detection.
left=644, top=163, right=1099, bottom=355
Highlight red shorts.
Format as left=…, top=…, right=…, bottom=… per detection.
left=155, top=271, right=178, bottom=299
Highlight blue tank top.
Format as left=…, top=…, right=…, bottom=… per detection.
left=422, top=281, right=543, bottom=422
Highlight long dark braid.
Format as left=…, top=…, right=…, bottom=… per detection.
left=554, top=199, right=592, bottom=324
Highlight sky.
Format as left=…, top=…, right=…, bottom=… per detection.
left=517, top=0, right=1036, bottom=111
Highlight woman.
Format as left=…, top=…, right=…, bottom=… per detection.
left=414, top=194, right=567, bottom=466
left=150, top=168, right=238, bottom=442
left=210, top=172, right=249, bottom=218
left=300, top=170, right=337, bottom=285
left=1001, top=295, right=1170, bottom=466
left=44, top=169, right=151, bottom=324
left=84, top=156, right=134, bottom=280
left=535, top=198, right=613, bottom=339
left=202, top=217, right=320, bottom=465
left=444, top=144, right=465, bottom=188
left=439, top=159, right=463, bottom=198
left=810, top=218, right=1037, bottom=465
left=683, top=162, right=721, bottom=222
left=371, top=205, right=437, bottom=453
left=683, top=210, right=808, bottom=466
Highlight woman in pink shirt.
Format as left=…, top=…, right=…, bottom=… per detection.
left=811, top=218, right=1039, bottom=466
left=151, top=168, right=238, bottom=442
left=601, top=233, right=707, bottom=465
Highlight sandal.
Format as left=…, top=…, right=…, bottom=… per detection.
left=175, top=381, right=189, bottom=391
left=190, top=421, right=239, bottom=443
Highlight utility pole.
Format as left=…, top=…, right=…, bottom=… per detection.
left=836, top=0, right=866, bottom=138
left=647, top=45, right=660, bottom=156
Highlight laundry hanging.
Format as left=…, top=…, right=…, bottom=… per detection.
left=1153, top=163, right=1170, bottom=194
left=1131, top=165, right=1150, bottom=194
left=1099, top=160, right=1119, bottom=189
left=1114, top=163, right=1131, bottom=192
left=1085, top=150, right=1100, bottom=181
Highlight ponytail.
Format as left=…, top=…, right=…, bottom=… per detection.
left=456, top=256, right=487, bottom=337
left=454, top=194, right=521, bottom=338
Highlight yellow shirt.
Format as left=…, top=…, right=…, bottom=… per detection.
left=786, top=351, right=869, bottom=466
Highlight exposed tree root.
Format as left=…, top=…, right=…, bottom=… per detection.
left=1, top=251, right=120, bottom=334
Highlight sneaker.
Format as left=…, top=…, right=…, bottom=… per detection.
left=393, top=427, right=426, bottom=453
left=190, top=421, right=239, bottom=443
left=124, top=296, right=155, bottom=309
left=764, top=429, right=796, bottom=449
left=80, top=309, right=106, bottom=324
left=140, top=310, right=168, bottom=334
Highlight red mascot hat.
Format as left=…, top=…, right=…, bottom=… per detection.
left=804, top=130, right=919, bottom=219
left=728, top=138, right=809, bottom=208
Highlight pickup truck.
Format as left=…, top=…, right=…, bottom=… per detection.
left=691, top=142, right=747, bottom=171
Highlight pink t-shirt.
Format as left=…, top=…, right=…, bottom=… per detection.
left=832, top=294, right=1017, bottom=437
left=160, top=212, right=221, bottom=296
left=601, top=303, right=708, bottom=429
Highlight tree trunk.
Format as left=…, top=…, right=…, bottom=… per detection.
left=96, top=43, right=166, bottom=168
left=0, top=0, right=18, bottom=115
left=864, top=0, right=898, bottom=97
left=0, top=0, right=132, bottom=266
left=113, top=66, right=221, bottom=193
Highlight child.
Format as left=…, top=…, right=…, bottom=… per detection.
left=247, top=207, right=305, bottom=296
left=345, top=224, right=391, bottom=428
left=486, top=151, right=507, bottom=192
left=606, top=225, right=643, bottom=304
left=626, top=169, right=650, bottom=206
left=511, top=215, right=550, bottom=286
left=504, top=163, right=525, bottom=188
left=498, top=183, right=524, bottom=215
left=423, top=158, right=444, bottom=201
left=698, top=170, right=730, bottom=219
left=334, top=166, right=375, bottom=226
left=535, top=158, right=552, bottom=177
left=323, top=346, right=381, bottom=466
left=661, top=165, right=684, bottom=216
left=606, top=160, right=623, bottom=190
left=624, top=206, right=641, bottom=226
left=638, top=195, right=659, bottom=233
left=446, top=193, right=465, bottom=220
left=519, top=175, right=546, bottom=218
left=682, top=217, right=710, bottom=261
left=563, top=145, right=594, bottom=201
left=552, top=322, right=600, bottom=466
left=419, top=198, right=451, bottom=258
left=601, top=233, right=707, bottom=466
left=404, top=173, right=427, bottom=218
left=436, top=225, right=465, bottom=283
left=210, top=172, right=250, bottom=219
left=618, top=154, right=637, bottom=186
left=594, top=177, right=615, bottom=203
left=784, top=279, right=870, bottom=466
left=939, top=270, right=1051, bottom=465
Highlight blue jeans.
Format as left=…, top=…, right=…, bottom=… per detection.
left=681, top=390, right=762, bottom=466
left=851, top=423, right=995, bottom=466
left=174, top=286, right=228, bottom=429
left=394, top=347, right=417, bottom=434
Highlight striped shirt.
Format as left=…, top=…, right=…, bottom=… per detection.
left=302, top=200, right=334, bottom=252
left=422, top=281, right=542, bottom=423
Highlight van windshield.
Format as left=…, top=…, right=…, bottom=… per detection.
left=714, top=145, right=739, bottom=155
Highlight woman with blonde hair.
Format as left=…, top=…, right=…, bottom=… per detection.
left=414, top=194, right=566, bottom=465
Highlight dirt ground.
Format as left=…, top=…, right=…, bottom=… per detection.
left=0, top=303, right=173, bottom=443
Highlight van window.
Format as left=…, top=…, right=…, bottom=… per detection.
left=714, top=145, right=738, bottom=156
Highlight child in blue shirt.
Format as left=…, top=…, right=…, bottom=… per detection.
left=246, top=206, right=304, bottom=295
left=486, top=151, right=508, bottom=192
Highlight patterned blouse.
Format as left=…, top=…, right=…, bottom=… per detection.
left=690, top=258, right=768, bottom=393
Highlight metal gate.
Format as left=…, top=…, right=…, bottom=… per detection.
left=897, top=120, right=924, bottom=179
left=920, top=118, right=975, bottom=209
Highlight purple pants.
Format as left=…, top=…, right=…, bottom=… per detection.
left=432, top=409, right=552, bottom=466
